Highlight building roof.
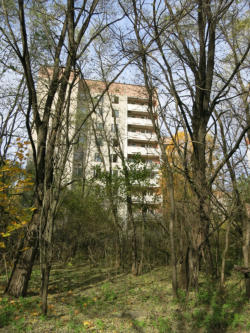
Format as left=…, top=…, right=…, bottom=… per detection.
left=38, top=66, right=79, bottom=82
left=82, top=79, right=151, bottom=99
left=38, top=66, right=157, bottom=101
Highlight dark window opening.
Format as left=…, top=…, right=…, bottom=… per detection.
left=112, top=139, right=119, bottom=147
left=112, top=95, right=119, bottom=104
left=74, top=151, right=84, bottom=161
left=96, top=137, right=103, bottom=147
left=93, top=166, right=101, bottom=178
left=112, top=154, right=118, bottom=163
left=112, top=109, right=119, bottom=118
left=111, top=124, right=119, bottom=132
left=95, top=153, right=102, bottom=162
left=97, top=108, right=103, bottom=116
left=74, top=163, right=83, bottom=177
left=96, top=122, right=104, bottom=130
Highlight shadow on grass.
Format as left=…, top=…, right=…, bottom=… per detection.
left=121, top=312, right=146, bottom=333
left=172, top=283, right=250, bottom=333
left=27, top=263, right=125, bottom=296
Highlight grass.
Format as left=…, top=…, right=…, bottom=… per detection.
left=0, top=262, right=249, bottom=332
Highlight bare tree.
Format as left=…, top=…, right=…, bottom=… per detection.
left=219, top=5, right=250, bottom=298
left=0, top=1, right=125, bottom=308
left=118, top=0, right=250, bottom=291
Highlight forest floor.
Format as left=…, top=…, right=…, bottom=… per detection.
left=0, top=262, right=249, bottom=332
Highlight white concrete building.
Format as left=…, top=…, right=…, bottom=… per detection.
left=37, top=68, right=162, bottom=210
left=73, top=79, right=162, bottom=209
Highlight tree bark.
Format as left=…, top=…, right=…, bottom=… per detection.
left=5, top=210, right=40, bottom=296
left=220, top=220, right=231, bottom=287
left=243, top=204, right=250, bottom=299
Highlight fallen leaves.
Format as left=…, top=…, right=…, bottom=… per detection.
left=48, top=304, right=55, bottom=310
left=83, top=320, right=94, bottom=328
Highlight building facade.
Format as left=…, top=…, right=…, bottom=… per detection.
left=37, top=68, right=162, bottom=212
left=73, top=79, right=161, bottom=210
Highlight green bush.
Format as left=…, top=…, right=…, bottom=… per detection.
left=157, top=317, right=171, bottom=333
left=0, top=297, right=16, bottom=327
left=191, top=284, right=247, bottom=332
left=101, top=282, right=117, bottom=302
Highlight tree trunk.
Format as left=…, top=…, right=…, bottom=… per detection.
left=220, top=220, right=231, bottom=287
left=243, top=203, right=250, bottom=299
left=128, top=198, right=138, bottom=276
left=41, top=261, right=51, bottom=315
left=5, top=246, right=38, bottom=297
left=131, top=225, right=139, bottom=276
left=188, top=246, right=200, bottom=290
left=40, top=195, right=55, bottom=315
left=167, top=173, right=178, bottom=295
left=138, top=205, right=146, bottom=275
left=180, top=246, right=190, bottom=291
left=5, top=211, right=40, bottom=297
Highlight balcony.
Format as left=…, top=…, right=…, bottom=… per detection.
left=132, top=194, right=162, bottom=204
left=127, top=117, right=153, bottom=127
left=149, top=164, right=160, bottom=172
left=127, top=131, right=157, bottom=142
left=127, top=145, right=160, bottom=157
left=131, top=177, right=160, bottom=188
left=127, top=104, right=149, bottom=112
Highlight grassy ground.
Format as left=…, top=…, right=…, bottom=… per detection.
left=0, top=262, right=249, bottom=332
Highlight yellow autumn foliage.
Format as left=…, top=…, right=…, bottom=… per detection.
left=0, top=139, right=34, bottom=249
left=160, top=131, right=217, bottom=204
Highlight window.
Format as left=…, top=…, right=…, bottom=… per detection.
left=74, top=163, right=83, bottom=177
left=96, top=137, right=103, bottom=147
left=111, top=123, right=119, bottom=132
left=79, top=135, right=85, bottom=143
left=93, top=94, right=104, bottom=103
left=112, top=169, right=118, bottom=177
left=111, top=95, right=119, bottom=104
left=96, top=122, right=103, bottom=130
left=112, top=139, right=118, bottom=147
left=79, top=105, right=87, bottom=113
left=74, top=151, right=84, bottom=161
left=93, top=166, right=101, bottom=178
left=112, top=109, right=119, bottom=118
left=97, top=108, right=103, bottom=116
left=95, top=153, right=102, bottom=162
left=76, top=167, right=83, bottom=177
left=79, top=91, right=88, bottom=100
left=112, top=154, right=118, bottom=163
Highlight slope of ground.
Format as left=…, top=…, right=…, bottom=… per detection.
left=0, top=262, right=249, bottom=332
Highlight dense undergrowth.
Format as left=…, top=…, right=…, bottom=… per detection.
left=0, top=262, right=249, bottom=332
